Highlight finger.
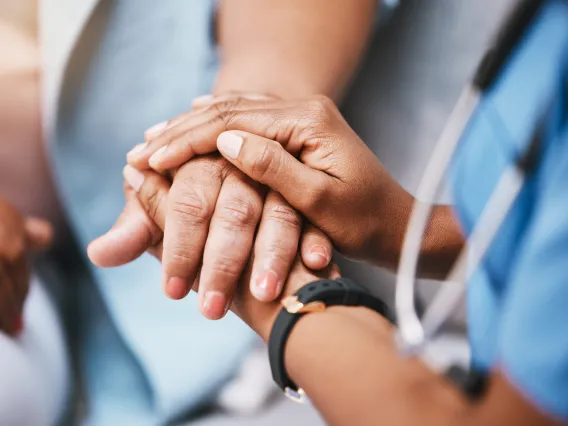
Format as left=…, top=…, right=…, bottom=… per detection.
left=0, top=264, right=21, bottom=335
left=87, top=203, right=152, bottom=267
left=5, top=253, right=29, bottom=312
left=142, top=93, right=267, bottom=141
left=129, top=110, right=217, bottom=168
left=250, top=191, right=301, bottom=302
left=0, top=227, right=26, bottom=263
left=24, top=217, right=54, bottom=250
left=123, top=165, right=170, bottom=231
left=198, top=170, right=264, bottom=319
left=121, top=165, right=172, bottom=264
left=128, top=98, right=287, bottom=172
left=216, top=130, right=330, bottom=217
left=329, top=263, right=342, bottom=280
left=300, top=224, right=333, bottom=271
left=162, top=157, right=223, bottom=300
left=88, top=175, right=163, bottom=267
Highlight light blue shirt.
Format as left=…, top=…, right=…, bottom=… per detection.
left=452, top=0, right=568, bottom=419
left=51, top=1, right=254, bottom=424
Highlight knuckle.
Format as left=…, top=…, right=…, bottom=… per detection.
left=211, top=98, right=244, bottom=127
left=169, top=252, right=197, bottom=270
left=182, top=155, right=226, bottom=178
left=250, top=143, right=280, bottom=182
left=169, top=191, right=213, bottom=225
left=306, top=95, right=334, bottom=117
left=144, top=187, right=165, bottom=221
left=262, top=240, right=296, bottom=267
left=217, top=198, right=259, bottom=230
left=204, top=254, right=243, bottom=280
left=299, top=96, right=336, bottom=140
left=263, top=202, right=302, bottom=231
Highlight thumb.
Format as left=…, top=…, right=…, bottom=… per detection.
left=24, top=217, right=54, bottom=251
left=88, top=187, right=160, bottom=267
left=216, top=131, right=328, bottom=215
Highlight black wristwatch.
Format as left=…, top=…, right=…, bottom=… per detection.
left=268, top=278, right=395, bottom=402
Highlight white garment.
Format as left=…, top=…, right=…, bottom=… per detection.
left=0, top=279, right=69, bottom=426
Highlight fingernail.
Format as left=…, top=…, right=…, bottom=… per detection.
left=13, top=315, right=23, bottom=336
left=165, top=277, right=189, bottom=300
left=145, top=121, right=168, bottom=138
left=123, top=165, right=144, bottom=192
left=201, top=291, right=227, bottom=319
left=192, top=94, right=215, bottom=107
left=148, top=145, right=168, bottom=168
left=217, top=132, right=243, bottom=160
left=127, top=143, right=146, bottom=159
left=251, top=269, right=280, bottom=301
left=308, top=245, right=330, bottom=265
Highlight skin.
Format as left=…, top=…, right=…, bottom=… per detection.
left=0, top=196, right=52, bottom=335
left=127, top=95, right=464, bottom=277
left=127, top=97, right=562, bottom=426
left=89, top=0, right=378, bottom=319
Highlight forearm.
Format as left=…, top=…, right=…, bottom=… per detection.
left=215, top=0, right=377, bottom=100
left=418, top=205, right=465, bottom=279
left=282, top=305, right=557, bottom=426
left=367, top=178, right=464, bottom=280
left=284, top=306, right=467, bottom=426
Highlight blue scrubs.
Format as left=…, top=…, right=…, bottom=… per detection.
left=452, top=0, right=568, bottom=419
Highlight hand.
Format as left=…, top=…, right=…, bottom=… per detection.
left=0, top=197, right=53, bottom=335
left=89, top=94, right=333, bottom=320
left=105, top=168, right=340, bottom=340
left=127, top=95, right=414, bottom=268
left=232, top=255, right=341, bottom=342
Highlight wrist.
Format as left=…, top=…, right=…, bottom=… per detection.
left=417, top=205, right=465, bottom=279
left=366, top=184, right=415, bottom=269
left=284, top=306, right=392, bottom=387
left=369, top=200, right=464, bottom=279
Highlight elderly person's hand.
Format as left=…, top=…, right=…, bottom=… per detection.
left=0, top=196, right=53, bottom=335
left=105, top=166, right=340, bottom=340
left=88, top=95, right=333, bottom=320
left=127, top=95, right=462, bottom=277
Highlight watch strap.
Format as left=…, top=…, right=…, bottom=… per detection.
left=268, top=278, right=394, bottom=401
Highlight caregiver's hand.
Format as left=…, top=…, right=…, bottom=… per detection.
left=0, top=196, right=53, bottom=335
left=129, top=96, right=415, bottom=268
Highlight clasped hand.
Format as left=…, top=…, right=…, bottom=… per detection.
left=88, top=94, right=413, bottom=328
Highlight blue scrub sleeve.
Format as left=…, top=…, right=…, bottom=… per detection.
left=498, top=126, right=568, bottom=420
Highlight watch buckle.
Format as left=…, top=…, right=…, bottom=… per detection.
left=284, top=387, right=308, bottom=403
left=281, top=296, right=326, bottom=314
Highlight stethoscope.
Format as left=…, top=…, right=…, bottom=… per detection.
left=395, top=0, right=547, bottom=357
